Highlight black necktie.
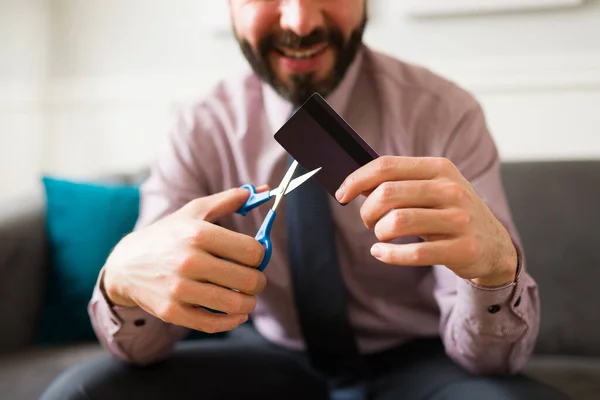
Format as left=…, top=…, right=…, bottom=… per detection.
left=285, top=155, right=368, bottom=399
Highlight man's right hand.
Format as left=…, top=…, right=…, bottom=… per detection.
left=102, top=187, right=268, bottom=334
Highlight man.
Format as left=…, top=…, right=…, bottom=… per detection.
left=42, top=1, right=567, bottom=399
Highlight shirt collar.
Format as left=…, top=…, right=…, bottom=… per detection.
left=263, top=45, right=365, bottom=134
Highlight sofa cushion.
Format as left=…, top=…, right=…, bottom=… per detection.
left=501, top=161, right=600, bottom=357
left=0, top=342, right=104, bottom=400
left=37, top=177, right=140, bottom=344
left=524, top=355, right=600, bottom=400
left=0, top=194, right=47, bottom=354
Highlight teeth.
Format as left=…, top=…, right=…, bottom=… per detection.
left=280, top=47, right=323, bottom=59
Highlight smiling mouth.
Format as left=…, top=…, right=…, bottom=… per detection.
left=275, top=43, right=328, bottom=60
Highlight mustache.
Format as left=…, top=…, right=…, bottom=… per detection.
left=258, top=27, right=344, bottom=55
left=274, top=28, right=329, bottom=48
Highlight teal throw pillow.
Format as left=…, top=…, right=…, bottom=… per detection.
left=37, top=176, right=140, bottom=344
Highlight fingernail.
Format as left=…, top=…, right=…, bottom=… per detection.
left=371, top=244, right=383, bottom=259
left=335, top=186, right=345, bottom=202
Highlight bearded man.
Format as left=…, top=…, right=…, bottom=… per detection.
left=42, top=1, right=567, bottom=399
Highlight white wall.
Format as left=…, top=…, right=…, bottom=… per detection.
left=367, top=1, right=600, bottom=160
left=1, top=0, right=600, bottom=200
left=0, top=0, right=51, bottom=199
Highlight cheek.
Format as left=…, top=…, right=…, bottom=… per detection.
left=235, top=6, right=279, bottom=49
left=325, top=0, right=365, bottom=36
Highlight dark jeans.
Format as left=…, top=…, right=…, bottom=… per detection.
left=41, top=324, right=568, bottom=400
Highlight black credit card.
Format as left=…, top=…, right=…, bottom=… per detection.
left=274, top=93, right=379, bottom=204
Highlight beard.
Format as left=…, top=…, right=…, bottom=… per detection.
left=236, top=17, right=367, bottom=106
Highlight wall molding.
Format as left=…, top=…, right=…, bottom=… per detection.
left=1, top=53, right=599, bottom=111
left=403, top=0, right=584, bottom=18
left=427, top=53, right=600, bottom=93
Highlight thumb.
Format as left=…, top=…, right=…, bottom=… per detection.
left=183, top=188, right=250, bottom=223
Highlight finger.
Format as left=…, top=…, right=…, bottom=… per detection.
left=373, top=208, right=465, bottom=242
left=179, top=251, right=267, bottom=295
left=159, top=301, right=248, bottom=334
left=188, top=222, right=265, bottom=268
left=360, top=180, right=464, bottom=229
left=175, top=279, right=257, bottom=315
left=370, top=239, right=465, bottom=267
left=256, top=184, right=271, bottom=192
left=182, top=188, right=251, bottom=223
left=337, top=156, right=458, bottom=203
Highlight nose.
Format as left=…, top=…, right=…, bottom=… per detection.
left=280, top=0, right=325, bottom=37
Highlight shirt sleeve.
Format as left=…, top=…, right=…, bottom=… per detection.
left=88, top=107, right=214, bottom=365
left=432, top=103, right=540, bottom=375
left=88, top=268, right=190, bottom=365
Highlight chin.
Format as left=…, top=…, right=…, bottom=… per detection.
left=260, top=47, right=349, bottom=105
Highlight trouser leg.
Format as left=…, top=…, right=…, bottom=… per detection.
left=368, top=338, right=569, bottom=400
left=40, top=324, right=329, bottom=400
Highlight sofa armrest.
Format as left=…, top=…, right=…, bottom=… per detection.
left=0, top=193, right=47, bottom=354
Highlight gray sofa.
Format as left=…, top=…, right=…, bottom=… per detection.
left=0, top=161, right=598, bottom=399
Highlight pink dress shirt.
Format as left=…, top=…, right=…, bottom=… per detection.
left=89, top=44, right=540, bottom=375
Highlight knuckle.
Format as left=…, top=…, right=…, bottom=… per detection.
left=376, top=156, right=395, bottom=174
left=240, top=271, right=263, bottom=294
left=174, top=253, right=196, bottom=275
left=411, top=246, right=427, bottom=265
left=232, top=294, right=256, bottom=314
left=191, top=223, right=210, bottom=246
left=451, top=209, right=471, bottom=229
left=255, top=272, right=268, bottom=293
left=441, top=181, right=465, bottom=203
left=359, top=205, right=371, bottom=225
left=201, top=283, right=217, bottom=301
left=246, top=295, right=258, bottom=313
left=392, top=209, right=410, bottom=230
left=378, top=181, right=396, bottom=199
left=167, top=278, right=186, bottom=299
left=223, top=293, right=244, bottom=313
left=371, top=183, right=395, bottom=212
left=157, top=301, right=178, bottom=322
left=245, top=240, right=265, bottom=267
left=343, top=173, right=356, bottom=189
left=201, top=320, right=222, bottom=334
left=434, top=157, right=455, bottom=173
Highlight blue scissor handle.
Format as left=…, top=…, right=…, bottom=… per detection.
left=237, top=184, right=272, bottom=216
left=199, top=195, right=275, bottom=315
left=255, top=209, right=275, bottom=271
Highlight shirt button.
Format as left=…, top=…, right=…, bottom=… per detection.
left=514, top=296, right=522, bottom=308
left=488, top=304, right=501, bottom=314
left=134, top=319, right=146, bottom=327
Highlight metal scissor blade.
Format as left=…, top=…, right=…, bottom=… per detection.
left=271, top=160, right=298, bottom=211
left=270, top=167, right=322, bottom=197
left=285, top=167, right=322, bottom=196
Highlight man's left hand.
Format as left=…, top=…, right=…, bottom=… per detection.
left=335, top=156, right=517, bottom=287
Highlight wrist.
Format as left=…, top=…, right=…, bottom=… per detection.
left=471, top=242, right=518, bottom=287
left=102, top=268, right=136, bottom=308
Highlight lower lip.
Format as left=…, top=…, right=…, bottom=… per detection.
left=277, top=48, right=328, bottom=73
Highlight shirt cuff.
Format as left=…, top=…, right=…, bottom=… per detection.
left=455, top=243, right=526, bottom=329
left=89, top=268, right=162, bottom=339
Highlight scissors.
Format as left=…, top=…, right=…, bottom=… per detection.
left=198, top=160, right=320, bottom=314
left=236, top=160, right=321, bottom=271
